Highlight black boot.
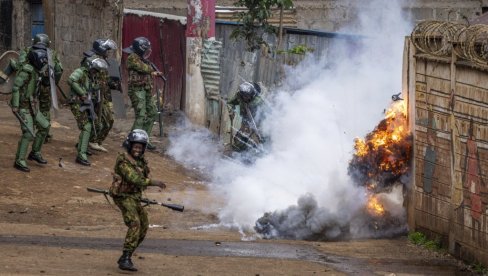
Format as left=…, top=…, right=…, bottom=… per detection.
left=118, top=250, right=137, bottom=271
left=28, top=152, right=48, bottom=164
left=75, top=156, right=91, bottom=166
left=14, top=162, right=30, bottom=172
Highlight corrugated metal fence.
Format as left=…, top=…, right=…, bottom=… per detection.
left=122, top=12, right=185, bottom=111
left=213, top=22, right=361, bottom=139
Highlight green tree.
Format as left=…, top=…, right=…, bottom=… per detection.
left=231, top=0, right=294, bottom=51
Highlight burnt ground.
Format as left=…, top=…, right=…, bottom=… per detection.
left=0, top=100, right=475, bottom=275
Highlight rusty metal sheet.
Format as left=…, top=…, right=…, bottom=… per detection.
left=122, top=12, right=186, bottom=111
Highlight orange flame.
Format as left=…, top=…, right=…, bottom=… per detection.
left=352, top=100, right=410, bottom=176
left=367, top=194, right=385, bottom=216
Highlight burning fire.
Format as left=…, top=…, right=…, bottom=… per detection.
left=366, top=194, right=385, bottom=216
left=348, top=100, right=412, bottom=191
left=348, top=98, right=412, bottom=219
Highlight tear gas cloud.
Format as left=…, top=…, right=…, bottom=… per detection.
left=168, top=0, right=413, bottom=238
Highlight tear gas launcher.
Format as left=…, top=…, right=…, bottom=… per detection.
left=86, top=187, right=184, bottom=212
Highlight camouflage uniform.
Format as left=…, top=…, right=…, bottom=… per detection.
left=227, top=92, right=265, bottom=151
left=82, top=55, right=115, bottom=145
left=127, top=53, right=157, bottom=139
left=68, top=67, right=99, bottom=162
left=112, top=152, right=151, bottom=252
left=11, top=62, right=47, bottom=168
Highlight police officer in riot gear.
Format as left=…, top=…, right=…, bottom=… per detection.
left=227, top=81, right=266, bottom=152
left=11, top=48, right=50, bottom=172
left=68, top=57, right=109, bottom=166
left=122, top=37, right=163, bottom=150
left=80, top=38, right=118, bottom=153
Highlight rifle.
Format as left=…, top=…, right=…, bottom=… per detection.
left=79, top=91, right=98, bottom=138
left=144, top=59, right=166, bottom=137
left=86, top=187, right=184, bottom=212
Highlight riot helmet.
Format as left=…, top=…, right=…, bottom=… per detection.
left=87, top=57, right=109, bottom=72
left=128, top=37, right=152, bottom=59
left=238, top=82, right=260, bottom=102
left=28, top=49, right=48, bottom=71
left=92, top=39, right=117, bottom=57
left=126, top=129, right=149, bottom=155
left=32, top=33, right=50, bottom=48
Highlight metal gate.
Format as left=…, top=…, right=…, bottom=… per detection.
left=0, top=0, right=13, bottom=51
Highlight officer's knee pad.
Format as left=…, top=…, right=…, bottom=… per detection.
left=82, top=122, right=92, bottom=132
left=22, top=132, right=35, bottom=141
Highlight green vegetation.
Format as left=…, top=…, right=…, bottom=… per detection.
left=277, top=44, right=314, bottom=55
left=407, top=231, right=442, bottom=251
left=231, top=0, right=294, bottom=51
left=471, top=262, right=488, bottom=275
left=409, top=232, right=488, bottom=275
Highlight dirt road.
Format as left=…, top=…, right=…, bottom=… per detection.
left=0, top=101, right=471, bottom=275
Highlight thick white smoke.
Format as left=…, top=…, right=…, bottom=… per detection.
left=168, top=0, right=413, bottom=237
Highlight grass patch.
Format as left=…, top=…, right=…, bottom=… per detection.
left=408, top=231, right=441, bottom=250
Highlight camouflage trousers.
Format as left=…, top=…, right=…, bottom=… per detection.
left=90, top=100, right=114, bottom=144
left=128, top=87, right=157, bottom=136
left=114, top=196, right=149, bottom=252
left=69, top=103, right=92, bottom=160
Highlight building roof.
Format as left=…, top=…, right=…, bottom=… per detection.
left=124, top=9, right=186, bottom=24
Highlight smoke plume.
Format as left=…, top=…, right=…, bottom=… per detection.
left=168, top=0, right=413, bottom=239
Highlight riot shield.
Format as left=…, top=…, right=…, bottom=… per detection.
left=0, top=50, right=19, bottom=94
left=107, top=58, right=126, bottom=119
left=46, top=49, right=59, bottom=110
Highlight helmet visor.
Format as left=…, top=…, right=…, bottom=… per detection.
left=143, top=48, right=152, bottom=59
left=102, top=39, right=117, bottom=50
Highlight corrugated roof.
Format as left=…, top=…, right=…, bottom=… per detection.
left=201, top=39, right=223, bottom=100
left=124, top=8, right=187, bottom=24
left=216, top=20, right=363, bottom=39
left=216, top=6, right=297, bottom=28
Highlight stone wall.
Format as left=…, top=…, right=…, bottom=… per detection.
left=51, top=0, right=122, bottom=84
left=126, top=0, right=488, bottom=31
left=3, top=0, right=122, bottom=92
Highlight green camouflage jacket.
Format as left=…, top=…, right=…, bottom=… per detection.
left=82, top=55, right=111, bottom=100
left=67, top=67, right=101, bottom=102
left=10, top=63, right=39, bottom=110
left=114, top=152, right=151, bottom=198
left=127, top=53, right=153, bottom=89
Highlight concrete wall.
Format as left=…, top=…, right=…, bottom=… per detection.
left=4, top=0, right=123, bottom=92
left=406, top=39, right=488, bottom=266
left=50, top=0, right=123, bottom=91
left=126, top=0, right=488, bottom=31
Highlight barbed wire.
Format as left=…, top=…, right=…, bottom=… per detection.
left=411, top=20, right=488, bottom=67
